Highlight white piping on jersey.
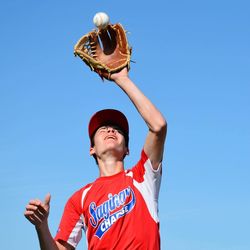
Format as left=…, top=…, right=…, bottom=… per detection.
left=81, top=185, right=93, bottom=249
left=81, top=185, right=92, bottom=248
left=66, top=185, right=93, bottom=248
left=81, top=185, right=93, bottom=230
left=67, top=215, right=84, bottom=248
left=126, top=158, right=162, bottom=223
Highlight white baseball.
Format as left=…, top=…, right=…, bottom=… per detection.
left=93, top=12, right=110, bottom=29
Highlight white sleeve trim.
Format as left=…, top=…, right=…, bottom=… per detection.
left=66, top=186, right=92, bottom=248
left=130, top=158, right=162, bottom=223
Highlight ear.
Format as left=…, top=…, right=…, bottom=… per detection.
left=90, top=146, right=96, bottom=156
left=126, top=147, right=130, bottom=155
left=122, top=147, right=129, bottom=160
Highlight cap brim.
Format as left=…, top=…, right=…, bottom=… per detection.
left=88, top=109, right=129, bottom=140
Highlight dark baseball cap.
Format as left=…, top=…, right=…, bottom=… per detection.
left=88, top=109, right=129, bottom=146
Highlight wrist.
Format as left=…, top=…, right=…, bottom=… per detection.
left=35, top=220, right=49, bottom=232
left=114, top=75, right=130, bottom=85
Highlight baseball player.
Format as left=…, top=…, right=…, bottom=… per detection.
left=24, top=25, right=167, bottom=250
left=24, top=68, right=167, bottom=249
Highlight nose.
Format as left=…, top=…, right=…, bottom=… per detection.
left=107, top=126, right=116, bottom=133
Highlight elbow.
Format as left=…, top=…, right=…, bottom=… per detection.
left=152, top=117, right=167, bottom=135
left=160, top=118, right=167, bottom=135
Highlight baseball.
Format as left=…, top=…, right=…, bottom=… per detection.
left=93, top=12, right=110, bottom=29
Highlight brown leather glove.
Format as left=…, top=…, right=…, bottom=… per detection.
left=74, top=23, right=132, bottom=80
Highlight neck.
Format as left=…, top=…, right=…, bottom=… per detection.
left=98, top=158, right=124, bottom=177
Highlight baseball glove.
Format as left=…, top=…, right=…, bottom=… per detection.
left=74, top=23, right=132, bottom=80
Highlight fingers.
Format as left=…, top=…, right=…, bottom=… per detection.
left=24, top=212, right=39, bottom=225
left=25, top=203, right=47, bottom=215
left=44, top=193, right=51, bottom=206
left=24, top=207, right=45, bottom=226
left=24, top=195, right=50, bottom=227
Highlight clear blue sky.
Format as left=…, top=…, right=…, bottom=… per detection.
left=1, top=0, right=249, bottom=249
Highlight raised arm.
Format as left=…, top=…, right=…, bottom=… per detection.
left=111, top=68, right=167, bottom=169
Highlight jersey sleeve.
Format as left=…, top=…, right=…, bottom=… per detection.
left=129, top=149, right=162, bottom=222
left=132, top=149, right=162, bottom=185
left=54, top=190, right=84, bottom=248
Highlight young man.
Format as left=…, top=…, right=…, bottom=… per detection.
left=24, top=68, right=167, bottom=249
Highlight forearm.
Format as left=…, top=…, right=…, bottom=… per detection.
left=36, top=223, right=59, bottom=250
left=115, top=76, right=167, bottom=133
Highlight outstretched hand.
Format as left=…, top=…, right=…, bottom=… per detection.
left=24, top=193, right=51, bottom=229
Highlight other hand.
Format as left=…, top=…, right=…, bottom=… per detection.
left=24, top=193, right=51, bottom=229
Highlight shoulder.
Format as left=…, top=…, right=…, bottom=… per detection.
left=126, top=149, right=162, bottom=182
left=128, top=149, right=158, bottom=172
left=66, top=183, right=94, bottom=207
left=71, top=183, right=93, bottom=197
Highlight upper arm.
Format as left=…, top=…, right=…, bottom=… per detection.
left=143, top=122, right=167, bottom=170
left=54, top=190, right=84, bottom=249
left=56, top=240, right=75, bottom=250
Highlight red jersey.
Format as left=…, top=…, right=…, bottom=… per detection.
left=55, top=150, right=162, bottom=249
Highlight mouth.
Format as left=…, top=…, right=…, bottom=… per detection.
left=105, top=135, right=117, bottom=141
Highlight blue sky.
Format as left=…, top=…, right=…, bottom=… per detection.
left=1, top=0, right=249, bottom=249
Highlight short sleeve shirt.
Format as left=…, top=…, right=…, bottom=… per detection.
left=55, top=150, right=162, bottom=249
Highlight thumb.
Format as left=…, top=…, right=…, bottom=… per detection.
left=44, top=193, right=51, bottom=206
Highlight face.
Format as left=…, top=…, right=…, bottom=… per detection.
left=90, top=125, right=129, bottom=160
